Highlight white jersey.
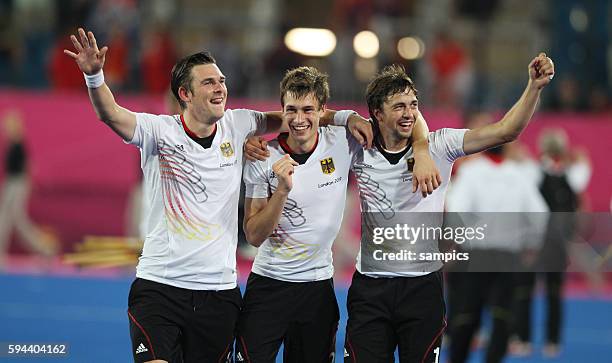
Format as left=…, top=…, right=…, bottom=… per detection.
left=446, top=157, right=549, bottom=251
left=353, top=128, right=468, bottom=277
left=127, top=109, right=266, bottom=290
left=243, top=126, right=361, bottom=282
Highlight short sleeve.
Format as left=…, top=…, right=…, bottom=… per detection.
left=243, top=158, right=271, bottom=199
left=344, top=127, right=364, bottom=166
left=126, top=113, right=166, bottom=158
left=333, top=110, right=358, bottom=126
left=429, top=128, right=468, bottom=162
left=229, top=109, right=266, bottom=140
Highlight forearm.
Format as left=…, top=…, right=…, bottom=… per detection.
left=87, top=82, right=135, bottom=141
left=496, top=81, right=541, bottom=142
left=245, top=192, right=289, bottom=246
left=412, top=113, right=430, bottom=156
left=463, top=81, right=542, bottom=155
left=263, top=109, right=344, bottom=133
left=88, top=84, right=123, bottom=123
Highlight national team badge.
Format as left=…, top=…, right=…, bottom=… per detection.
left=407, top=157, right=415, bottom=171
left=220, top=141, right=234, bottom=157
left=320, top=157, right=335, bottom=174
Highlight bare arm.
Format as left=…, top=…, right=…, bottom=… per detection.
left=64, top=28, right=136, bottom=141
left=411, top=111, right=442, bottom=197
left=243, top=156, right=298, bottom=246
left=248, top=110, right=373, bottom=161
left=261, top=110, right=342, bottom=133
left=463, top=53, right=554, bottom=155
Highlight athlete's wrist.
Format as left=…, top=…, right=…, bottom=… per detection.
left=412, top=139, right=430, bottom=156
left=84, top=70, right=105, bottom=88
left=275, top=188, right=291, bottom=196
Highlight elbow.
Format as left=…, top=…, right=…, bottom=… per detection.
left=501, top=132, right=519, bottom=144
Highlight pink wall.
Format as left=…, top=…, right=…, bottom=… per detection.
left=0, top=90, right=610, bottom=249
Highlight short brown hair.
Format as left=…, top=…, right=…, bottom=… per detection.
left=280, top=66, right=329, bottom=109
left=366, top=64, right=418, bottom=123
left=171, top=51, right=216, bottom=110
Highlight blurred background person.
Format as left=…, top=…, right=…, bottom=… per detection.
left=0, top=110, right=57, bottom=269
left=510, top=128, right=592, bottom=358
left=446, top=142, right=549, bottom=363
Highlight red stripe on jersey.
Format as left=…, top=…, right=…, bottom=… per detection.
left=180, top=113, right=217, bottom=139
left=278, top=132, right=319, bottom=154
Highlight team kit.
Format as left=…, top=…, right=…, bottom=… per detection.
left=65, top=27, right=554, bottom=363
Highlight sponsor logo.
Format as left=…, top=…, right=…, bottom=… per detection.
left=175, top=144, right=184, bottom=151
left=320, top=157, right=335, bottom=174
left=135, top=343, right=148, bottom=354
left=220, top=141, right=234, bottom=157
left=236, top=352, right=245, bottom=362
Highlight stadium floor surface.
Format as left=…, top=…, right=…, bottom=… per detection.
left=0, top=273, right=610, bottom=362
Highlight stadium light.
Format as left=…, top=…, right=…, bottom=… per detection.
left=397, top=36, right=425, bottom=60
left=353, top=31, right=379, bottom=59
left=284, top=28, right=337, bottom=57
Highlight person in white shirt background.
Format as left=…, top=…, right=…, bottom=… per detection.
left=510, top=128, right=592, bottom=358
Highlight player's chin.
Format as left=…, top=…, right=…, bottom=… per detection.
left=398, top=129, right=413, bottom=139
left=291, top=133, right=312, bottom=143
left=211, top=107, right=225, bottom=119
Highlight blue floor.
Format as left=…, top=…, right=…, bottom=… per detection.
left=0, top=274, right=610, bottom=362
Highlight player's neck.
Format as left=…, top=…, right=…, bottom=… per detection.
left=286, top=133, right=318, bottom=154
left=182, top=110, right=217, bottom=138
left=378, top=132, right=409, bottom=152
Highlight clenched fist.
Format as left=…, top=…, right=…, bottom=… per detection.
left=529, top=52, right=555, bottom=90
left=273, top=155, right=299, bottom=194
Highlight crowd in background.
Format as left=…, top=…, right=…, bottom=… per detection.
left=0, top=0, right=610, bottom=112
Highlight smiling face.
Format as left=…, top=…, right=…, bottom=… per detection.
left=179, top=63, right=227, bottom=123
left=283, top=92, right=324, bottom=149
left=375, top=88, right=418, bottom=144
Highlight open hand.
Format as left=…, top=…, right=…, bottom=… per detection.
left=245, top=136, right=270, bottom=161
left=63, top=27, right=108, bottom=75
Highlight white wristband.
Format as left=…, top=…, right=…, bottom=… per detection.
left=84, top=70, right=105, bottom=88
left=333, top=110, right=357, bottom=127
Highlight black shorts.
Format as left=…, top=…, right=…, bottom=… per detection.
left=344, top=271, right=446, bottom=363
left=127, top=278, right=242, bottom=363
left=236, top=273, right=339, bottom=363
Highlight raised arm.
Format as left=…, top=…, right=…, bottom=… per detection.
left=64, top=28, right=136, bottom=141
left=243, top=155, right=298, bottom=246
left=462, top=53, right=554, bottom=155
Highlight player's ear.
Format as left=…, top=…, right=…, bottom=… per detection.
left=374, top=108, right=383, bottom=123
left=178, top=86, right=191, bottom=105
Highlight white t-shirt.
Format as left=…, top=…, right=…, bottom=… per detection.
left=354, top=128, right=468, bottom=277
left=127, top=109, right=265, bottom=290
left=243, top=126, right=361, bottom=282
left=445, top=157, right=549, bottom=251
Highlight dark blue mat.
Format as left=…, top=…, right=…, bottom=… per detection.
left=0, top=274, right=609, bottom=362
